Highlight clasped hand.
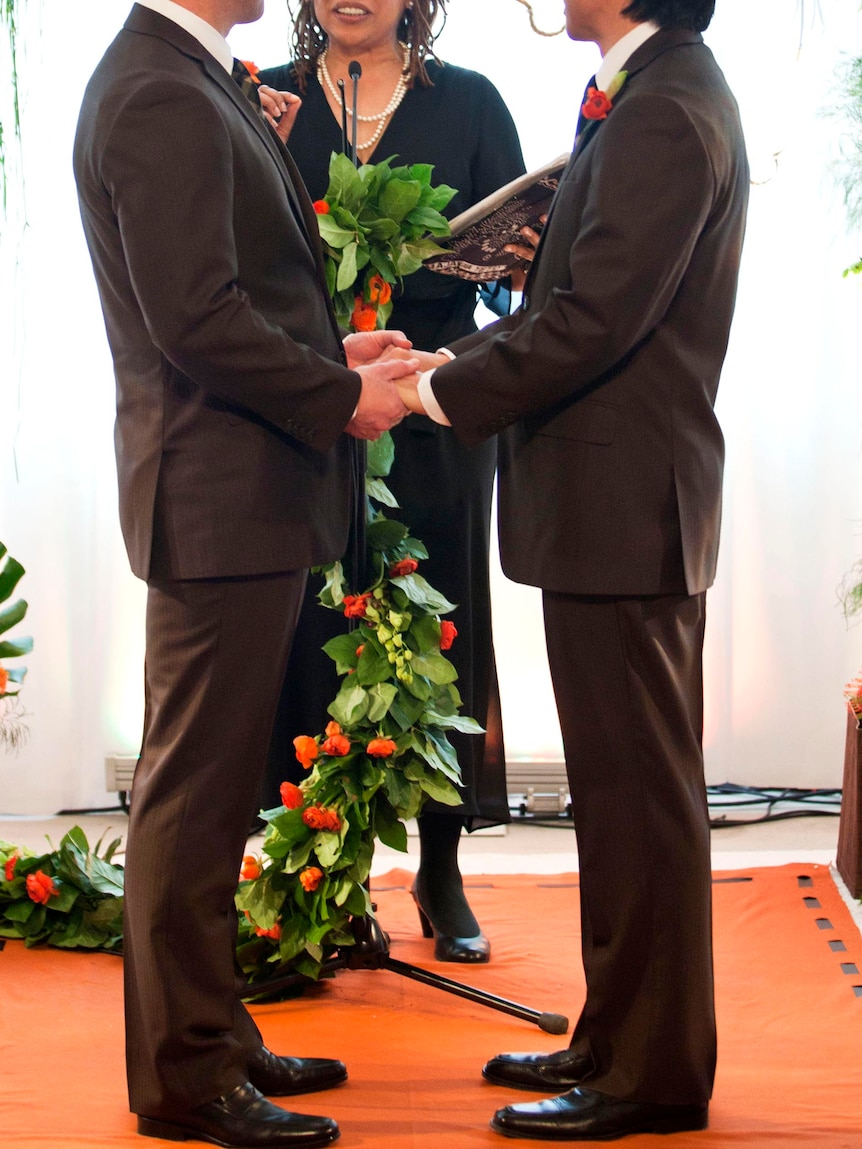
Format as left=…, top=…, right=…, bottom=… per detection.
left=342, top=330, right=420, bottom=441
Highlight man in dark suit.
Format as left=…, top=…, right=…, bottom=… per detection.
left=73, top=1, right=418, bottom=1145
left=394, top=0, right=749, bottom=1139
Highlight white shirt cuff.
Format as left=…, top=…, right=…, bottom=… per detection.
left=417, top=348, right=454, bottom=426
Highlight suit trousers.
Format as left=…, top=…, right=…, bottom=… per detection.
left=123, top=570, right=307, bottom=1117
left=542, top=590, right=716, bottom=1107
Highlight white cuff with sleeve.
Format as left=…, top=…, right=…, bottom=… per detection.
left=417, top=347, right=454, bottom=427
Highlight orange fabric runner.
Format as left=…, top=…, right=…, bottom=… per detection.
left=1, top=864, right=861, bottom=1147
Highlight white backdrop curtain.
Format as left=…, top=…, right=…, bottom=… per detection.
left=1, top=0, right=860, bottom=812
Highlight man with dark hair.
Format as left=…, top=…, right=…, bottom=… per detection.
left=74, top=1, right=417, bottom=1145
left=394, top=0, right=748, bottom=1140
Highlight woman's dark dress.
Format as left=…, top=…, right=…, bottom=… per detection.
left=258, top=58, right=525, bottom=827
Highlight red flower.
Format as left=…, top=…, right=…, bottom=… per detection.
left=313, top=199, right=330, bottom=214
left=300, top=866, right=324, bottom=893
left=280, top=780, right=305, bottom=810
left=366, top=737, right=397, bottom=758
left=355, top=644, right=365, bottom=657
left=26, top=870, right=59, bottom=905
left=302, top=804, right=342, bottom=832
left=293, top=734, right=319, bottom=770
left=240, top=59, right=262, bottom=85
left=4, top=854, right=18, bottom=882
left=581, top=86, right=613, bottom=121
left=325, top=720, right=342, bottom=737
left=254, top=921, right=282, bottom=940
left=440, top=620, right=458, bottom=650
left=343, top=593, right=371, bottom=619
left=0, top=667, right=8, bottom=693
left=368, top=274, right=392, bottom=306
left=239, top=854, right=262, bottom=881
left=322, top=733, right=351, bottom=757
left=389, top=558, right=418, bottom=577
left=350, top=297, right=378, bottom=332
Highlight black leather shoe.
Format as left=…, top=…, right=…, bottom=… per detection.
left=137, top=1081, right=339, bottom=1147
left=411, top=887, right=490, bottom=964
left=490, top=1086, right=708, bottom=1141
left=482, top=1049, right=592, bottom=1092
left=248, top=1047, right=347, bottom=1096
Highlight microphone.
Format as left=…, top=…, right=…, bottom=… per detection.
left=348, top=60, right=362, bottom=168
left=337, top=78, right=349, bottom=159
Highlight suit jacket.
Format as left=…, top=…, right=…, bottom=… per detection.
left=73, top=5, right=361, bottom=581
left=432, top=28, right=749, bottom=596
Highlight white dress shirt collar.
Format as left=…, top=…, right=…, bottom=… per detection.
left=134, top=0, right=234, bottom=73
left=595, top=21, right=660, bottom=92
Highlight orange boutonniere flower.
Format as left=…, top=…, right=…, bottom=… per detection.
left=240, top=60, right=261, bottom=85
left=581, top=70, right=628, bottom=124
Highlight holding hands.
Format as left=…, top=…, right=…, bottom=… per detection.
left=343, top=330, right=419, bottom=440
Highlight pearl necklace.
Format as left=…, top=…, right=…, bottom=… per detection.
left=318, top=44, right=410, bottom=154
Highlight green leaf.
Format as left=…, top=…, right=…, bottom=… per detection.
left=366, top=682, right=398, bottom=723
left=392, top=574, right=456, bottom=613
left=0, top=598, right=27, bottom=636
left=328, top=151, right=365, bottom=212
left=410, top=651, right=458, bottom=686
left=322, top=632, right=362, bottom=674
left=419, top=770, right=461, bottom=806
left=355, top=645, right=392, bottom=686
left=366, top=431, right=395, bottom=477
left=424, top=710, right=484, bottom=734
left=373, top=801, right=408, bottom=852
left=365, top=477, right=399, bottom=508
left=336, top=241, right=359, bottom=292
left=329, top=681, right=370, bottom=726
left=0, top=638, right=33, bottom=658
left=0, top=556, right=24, bottom=605
left=405, top=205, right=451, bottom=233
left=317, top=213, right=356, bottom=250
left=379, top=178, right=423, bottom=223
left=366, top=518, right=409, bottom=552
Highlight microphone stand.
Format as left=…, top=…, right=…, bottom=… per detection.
left=346, top=59, right=368, bottom=597
left=337, top=79, right=349, bottom=162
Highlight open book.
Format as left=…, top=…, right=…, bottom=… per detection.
left=424, top=153, right=570, bottom=282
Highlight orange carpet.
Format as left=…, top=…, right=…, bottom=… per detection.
left=2, top=863, right=861, bottom=1147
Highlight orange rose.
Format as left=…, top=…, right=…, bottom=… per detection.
left=343, top=593, right=371, bottom=619
left=313, top=199, right=330, bottom=214
left=302, top=806, right=327, bottom=830
left=325, top=720, right=342, bottom=737
left=239, top=854, right=262, bottom=881
left=300, top=866, right=324, bottom=892
left=389, top=558, right=418, bottom=577
left=240, top=59, right=261, bottom=84
left=366, top=737, right=397, bottom=758
left=350, top=297, right=378, bottom=332
left=254, top=922, right=282, bottom=940
left=293, top=734, right=319, bottom=770
left=368, top=274, right=392, bottom=306
left=280, top=781, right=304, bottom=810
left=4, top=854, right=18, bottom=882
left=26, top=870, right=59, bottom=905
left=322, top=733, right=351, bottom=757
left=0, top=667, right=8, bottom=693
left=440, top=620, right=457, bottom=651
left=581, top=86, right=613, bottom=121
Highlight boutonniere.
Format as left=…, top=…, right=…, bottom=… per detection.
left=240, top=59, right=262, bottom=86
left=581, top=70, right=628, bottom=122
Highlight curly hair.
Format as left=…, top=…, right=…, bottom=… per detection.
left=287, top=1, right=447, bottom=91
left=621, top=0, right=715, bottom=32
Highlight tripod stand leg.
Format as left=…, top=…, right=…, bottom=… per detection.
left=381, top=956, right=568, bottom=1034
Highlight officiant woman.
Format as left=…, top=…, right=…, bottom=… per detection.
left=257, top=0, right=525, bottom=962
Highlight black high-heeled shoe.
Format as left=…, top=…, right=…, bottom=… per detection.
left=411, top=884, right=491, bottom=964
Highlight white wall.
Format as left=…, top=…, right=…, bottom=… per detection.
left=0, top=0, right=860, bottom=811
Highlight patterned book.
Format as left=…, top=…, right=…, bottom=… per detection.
left=425, top=153, right=569, bottom=282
